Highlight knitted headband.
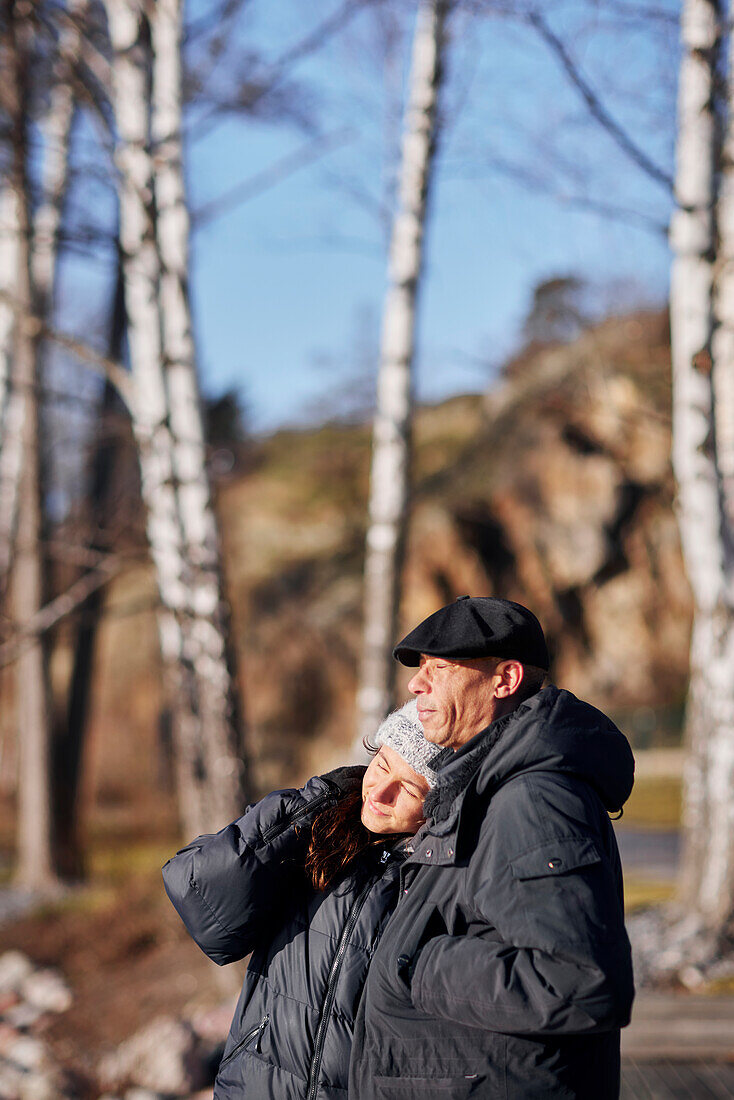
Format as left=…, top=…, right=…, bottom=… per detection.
left=374, top=699, right=445, bottom=788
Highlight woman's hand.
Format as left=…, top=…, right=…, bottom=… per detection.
left=320, top=765, right=367, bottom=796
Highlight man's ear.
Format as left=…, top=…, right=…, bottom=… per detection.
left=494, top=660, right=524, bottom=698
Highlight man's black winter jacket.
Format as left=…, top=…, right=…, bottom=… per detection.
left=349, top=686, right=636, bottom=1100
left=162, top=774, right=402, bottom=1100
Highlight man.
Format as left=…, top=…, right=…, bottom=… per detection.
left=350, top=596, right=635, bottom=1099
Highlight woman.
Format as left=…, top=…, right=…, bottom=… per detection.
left=162, top=700, right=442, bottom=1099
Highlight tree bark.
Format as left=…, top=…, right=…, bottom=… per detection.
left=103, top=0, right=202, bottom=838
left=51, top=256, right=126, bottom=880
left=31, top=0, right=87, bottom=318
left=104, top=0, right=245, bottom=837
left=0, top=2, right=84, bottom=594
left=4, top=0, right=58, bottom=890
left=150, top=0, right=247, bottom=825
left=29, top=0, right=89, bottom=880
left=0, top=183, right=25, bottom=591
left=0, top=185, right=20, bottom=444
left=356, top=0, right=449, bottom=747
left=670, top=0, right=734, bottom=933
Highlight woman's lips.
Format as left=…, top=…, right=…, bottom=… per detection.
left=366, top=795, right=388, bottom=817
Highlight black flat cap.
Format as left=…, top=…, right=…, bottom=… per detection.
left=393, top=596, right=550, bottom=670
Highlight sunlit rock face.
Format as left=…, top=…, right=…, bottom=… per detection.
left=403, top=310, right=689, bottom=722
left=80, top=309, right=688, bottom=803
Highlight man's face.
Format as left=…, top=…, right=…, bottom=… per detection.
left=407, top=655, right=504, bottom=749
left=361, top=745, right=430, bottom=835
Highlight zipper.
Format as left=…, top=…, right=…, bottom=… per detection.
left=218, top=1014, right=269, bottom=1071
left=261, top=792, right=334, bottom=843
left=305, top=878, right=374, bottom=1100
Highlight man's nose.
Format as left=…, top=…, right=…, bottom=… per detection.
left=407, top=667, right=427, bottom=694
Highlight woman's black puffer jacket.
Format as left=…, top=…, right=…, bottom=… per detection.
left=162, top=771, right=404, bottom=1100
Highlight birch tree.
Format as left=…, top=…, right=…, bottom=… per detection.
left=2, top=0, right=57, bottom=890
left=356, top=0, right=450, bottom=747
left=0, top=188, right=18, bottom=447
left=0, top=0, right=84, bottom=589
left=104, top=0, right=245, bottom=837
left=670, top=0, right=734, bottom=940
left=0, top=184, right=24, bottom=589
left=32, top=1, right=87, bottom=323
left=150, top=0, right=246, bottom=829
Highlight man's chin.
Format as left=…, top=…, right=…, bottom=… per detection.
left=421, top=723, right=449, bottom=746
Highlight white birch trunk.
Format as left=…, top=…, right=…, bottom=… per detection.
left=5, top=1, right=57, bottom=889
left=0, top=186, right=20, bottom=435
left=670, top=0, right=734, bottom=930
left=356, top=0, right=448, bottom=747
left=0, top=185, right=25, bottom=587
left=714, top=22, right=734, bottom=542
left=103, top=0, right=206, bottom=838
left=0, top=1, right=87, bottom=591
left=150, top=0, right=245, bottom=826
left=31, top=0, right=88, bottom=316
left=105, top=0, right=244, bottom=836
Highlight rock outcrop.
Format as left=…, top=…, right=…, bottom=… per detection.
left=76, top=309, right=688, bottom=799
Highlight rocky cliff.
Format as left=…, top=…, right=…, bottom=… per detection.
left=86, top=308, right=689, bottom=802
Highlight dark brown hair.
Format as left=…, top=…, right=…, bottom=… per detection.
left=305, top=786, right=381, bottom=892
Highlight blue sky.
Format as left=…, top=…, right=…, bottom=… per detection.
left=65, top=0, right=680, bottom=434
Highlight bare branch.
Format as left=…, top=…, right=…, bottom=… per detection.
left=577, top=0, right=679, bottom=26
left=528, top=10, right=674, bottom=193
left=192, top=128, right=353, bottom=227
left=184, top=0, right=254, bottom=90
left=187, top=0, right=373, bottom=142
left=0, top=288, right=134, bottom=406
left=271, top=0, right=374, bottom=72
left=469, top=151, right=669, bottom=237
left=184, top=0, right=253, bottom=42
left=0, top=557, right=124, bottom=670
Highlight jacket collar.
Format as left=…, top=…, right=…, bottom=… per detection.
left=423, top=701, right=533, bottom=830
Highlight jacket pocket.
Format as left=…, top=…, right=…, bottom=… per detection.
left=218, top=1013, right=269, bottom=1071
left=373, top=1074, right=486, bottom=1097
left=395, top=904, right=447, bottom=986
left=509, top=836, right=601, bottom=880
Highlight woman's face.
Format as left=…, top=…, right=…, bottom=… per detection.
left=361, top=744, right=429, bottom=835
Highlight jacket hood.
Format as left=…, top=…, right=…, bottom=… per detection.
left=425, top=685, right=635, bottom=823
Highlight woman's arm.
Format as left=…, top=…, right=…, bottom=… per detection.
left=162, top=774, right=347, bottom=964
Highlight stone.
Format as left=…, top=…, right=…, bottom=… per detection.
left=18, top=1068, right=64, bottom=1100
left=0, top=953, right=33, bottom=994
left=189, top=1002, right=235, bottom=1042
left=99, top=1017, right=207, bottom=1095
left=2, top=1003, right=44, bottom=1031
left=4, top=1034, right=45, bottom=1071
left=0, top=990, right=20, bottom=1015
left=20, top=970, right=72, bottom=1015
left=0, top=1057, right=24, bottom=1100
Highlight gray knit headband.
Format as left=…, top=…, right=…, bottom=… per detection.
left=374, top=699, right=444, bottom=788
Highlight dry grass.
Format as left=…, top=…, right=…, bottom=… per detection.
left=624, top=876, right=676, bottom=913
left=621, top=775, right=682, bottom=830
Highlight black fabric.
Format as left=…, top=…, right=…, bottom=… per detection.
left=163, top=770, right=403, bottom=1100
left=349, top=686, right=635, bottom=1100
left=393, top=595, right=550, bottom=669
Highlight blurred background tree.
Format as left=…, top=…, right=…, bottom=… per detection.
left=0, top=0, right=733, bottom=1019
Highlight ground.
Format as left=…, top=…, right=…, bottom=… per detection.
left=0, top=815, right=238, bottom=1093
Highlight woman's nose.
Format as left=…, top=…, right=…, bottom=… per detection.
left=371, top=777, right=398, bottom=805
